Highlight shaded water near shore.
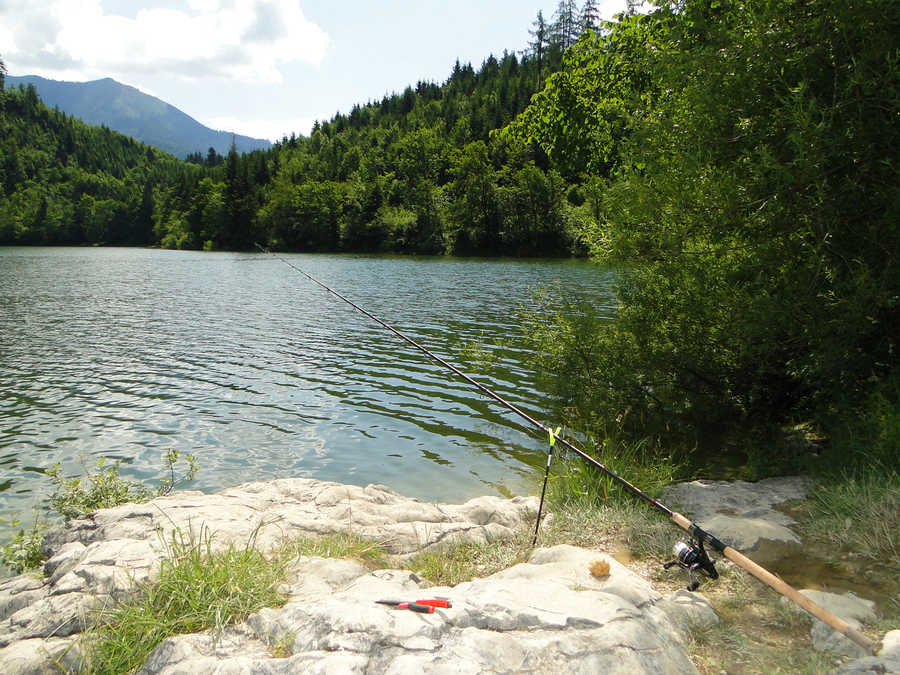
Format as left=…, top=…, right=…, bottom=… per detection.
left=0, top=247, right=617, bottom=536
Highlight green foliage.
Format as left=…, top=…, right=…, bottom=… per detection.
left=47, top=450, right=198, bottom=521
left=85, top=526, right=288, bottom=674
left=510, top=0, right=900, bottom=468
left=821, top=376, right=900, bottom=475
left=0, top=516, right=48, bottom=574
left=0, top=451, right=197, bottom=573
left=46, top=459, right=153, bottom=521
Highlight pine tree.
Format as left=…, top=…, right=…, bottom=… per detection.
left=579, top=0, right=601, bottom=34
left=552, top=0, right=580, bottom=50
left=528, top=10, right=550, bottom=81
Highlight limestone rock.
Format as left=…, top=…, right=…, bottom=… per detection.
left=882, top=631, right=900, bottom=661
left=1, top=479, right=538, bottom=672
left=140, top=545, right=697, bottom=674
left=0, top=478, right=708, bottom=673
left=832, top=629, right=900, bottom=675
left=779, top=589, right=877, bottom=659
left=0, top=574, right=46, bottom=623
left=41, top=479, right=537, bottom=560
left=0, top=636, right=82, bottom=675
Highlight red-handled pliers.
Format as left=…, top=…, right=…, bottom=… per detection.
left=376, top=598, right=452, bottom=613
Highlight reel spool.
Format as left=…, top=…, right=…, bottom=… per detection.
left=663, top=538, right=719, bottom=591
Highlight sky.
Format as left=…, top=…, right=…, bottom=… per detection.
left=0, top=0, right=632, bottom=141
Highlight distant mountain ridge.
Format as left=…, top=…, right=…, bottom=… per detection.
left=6, top=74, right=272, bottom=158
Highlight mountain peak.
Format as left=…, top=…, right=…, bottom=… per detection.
left=6, top=74, right=272, bottom=158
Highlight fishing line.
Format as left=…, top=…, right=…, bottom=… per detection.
left=257, top=244, right=879, bottom=654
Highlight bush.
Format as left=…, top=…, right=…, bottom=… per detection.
left=47, top=449, right=197, bottom=521
left=0, top=450, right=197, bottom=573
left=0, top=516, right=48, bottom=574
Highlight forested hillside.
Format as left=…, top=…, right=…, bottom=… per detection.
left=0, top=79, right=196, bottom=245
left=156, top=45, right=580, bottom=256
left=0, top=3, right=602, bottom=256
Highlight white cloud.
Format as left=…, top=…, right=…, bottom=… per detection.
left=0, top=0, right=328, bottom=84
left=204, top=114, right=322, bottom=141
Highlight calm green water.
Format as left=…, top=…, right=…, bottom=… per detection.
left=0, top=247, right=616, bottom=533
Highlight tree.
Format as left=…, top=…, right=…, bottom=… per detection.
left=579, top=0, right=601, bottom=33
left=0, top=54, right=6, bottom=91
left=552, top=0, right=581, bottom=50
left=206, top=146, right=222, bottom=167
left=511, top=0, right=900, bottom=464
left=222, top=143, right=256, bottom=249
left=447, top=141, right=500, bottom=253
left=528, top=11, right=551, bottom=80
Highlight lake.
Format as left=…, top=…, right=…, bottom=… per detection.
left=0, top=247, right=616, bottom=534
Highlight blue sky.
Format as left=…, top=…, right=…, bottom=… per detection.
left=0, top=0, right=631, bottom=141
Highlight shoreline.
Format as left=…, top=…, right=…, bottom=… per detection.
left=1, top=476, right=898, bottom=674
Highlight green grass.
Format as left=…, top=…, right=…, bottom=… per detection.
left=803, top=468, right=900, bottom=566
left=85, top=526, right=288, bottom=674
left=544, top=433, right=684, bottom=511
left=83, top=528, right=389, bottom=674
left=278, top=531, right=389, bottom=569
left=406, top=536, right=532, bottom=586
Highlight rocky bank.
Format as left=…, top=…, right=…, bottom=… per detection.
left=0, top=476, right=897, bottom=673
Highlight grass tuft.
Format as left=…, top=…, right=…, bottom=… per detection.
left=85, top=526, right=288, bottom=674
left=406, top=535, right=532, bottom=586
left=545, top=434, right=684, bottom=511
left=82, top=528, right=389, bottom=674
left=279, top=531, right=389, bottom=569
left=803, top=468, right=899, bottom=566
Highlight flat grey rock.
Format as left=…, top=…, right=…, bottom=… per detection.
left=139, top=545, right=699, bottom=674
left=661, top=476, right=809, bottom=563
left=0, top=478, right=704, bottom=673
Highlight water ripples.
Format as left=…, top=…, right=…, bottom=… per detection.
left=0, top=247, right=616, bottom=533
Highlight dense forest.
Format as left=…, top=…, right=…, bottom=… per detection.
left=511, top=0, right=899, bottom=473
left=1, top=0, right=898, bottom=472
left=0, top=2, right=602, bottom=256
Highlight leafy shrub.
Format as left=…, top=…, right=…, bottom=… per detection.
left=47, top=449, right=197, bottom=521
left=0, top=516, right=48, bottom=574
left=0, top=450, right=197, bottom=573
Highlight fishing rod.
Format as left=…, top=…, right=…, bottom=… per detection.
left=257, top=245, right=879, bottom=655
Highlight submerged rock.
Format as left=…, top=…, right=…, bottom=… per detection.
left=661, top=476, right=810, bottom=564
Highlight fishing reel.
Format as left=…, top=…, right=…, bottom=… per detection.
left=663, top=538, right=719, bottom=591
